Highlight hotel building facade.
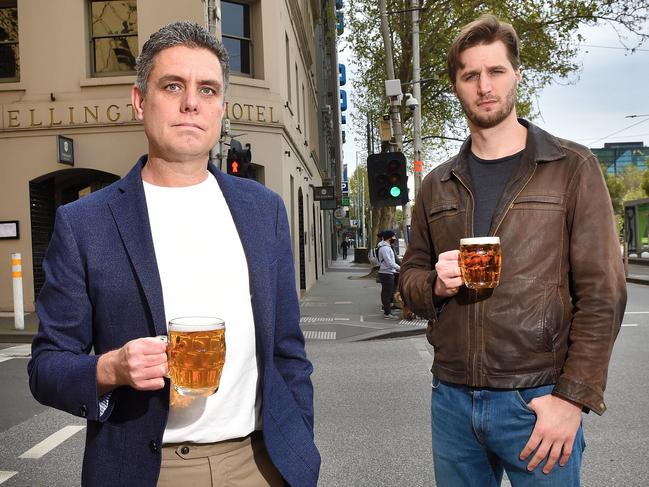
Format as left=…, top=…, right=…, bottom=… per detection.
left=0, top=0, right=344, bottom=312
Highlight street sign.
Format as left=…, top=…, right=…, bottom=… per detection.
left=341, top=181, right=349, bottom=193
left=342, top=196, right=349, bottom=206
left=313, top=186, right=335, bottom=201
left=334, top=207, right=345, bottom=219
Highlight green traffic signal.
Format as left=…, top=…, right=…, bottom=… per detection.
left=390, top=186, right=401, bottom=197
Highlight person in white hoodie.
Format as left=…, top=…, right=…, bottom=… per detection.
left=377, top=230, right=401, bottom=319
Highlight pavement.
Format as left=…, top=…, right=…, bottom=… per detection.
left=1, top=255, right=648, bottom=344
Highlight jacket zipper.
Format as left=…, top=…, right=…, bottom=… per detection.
left=451, top=170, right=480, bottom=384
left=453, top=164, right=537, bottom=385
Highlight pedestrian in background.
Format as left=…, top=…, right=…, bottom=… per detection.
left=341, top=238, right=349, bottom=259
left=399, top=14, right=626, bottom=487
left=378, top=230, right=400, bottom=319
left=28, top=21, right=319, bottom=487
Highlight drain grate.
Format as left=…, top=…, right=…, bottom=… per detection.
left=303, top=331, right=336, bottom=340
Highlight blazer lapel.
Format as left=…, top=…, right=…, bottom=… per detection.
left=108, top=157, right=167, bottom=336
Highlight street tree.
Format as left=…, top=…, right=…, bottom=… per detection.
left=345, top=0, right=649, bottom=171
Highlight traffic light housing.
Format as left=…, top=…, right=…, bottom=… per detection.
left=226, top=139, right=252, bottom=178
left=367, top=151, right=409, bottom=207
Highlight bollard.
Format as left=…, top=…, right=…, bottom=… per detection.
left=623, top=241, right=629, bottom=278
left=11, top=252, right=24, bottom=330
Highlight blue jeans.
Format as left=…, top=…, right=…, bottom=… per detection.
left=431, top=377, right=585, bottom=487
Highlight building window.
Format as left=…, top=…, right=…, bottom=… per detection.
left=222, top=1, right=252, bottom=75
left=295, top=64, right=299, bottom=123
left=89, top=0, right=138, bottom=76
left=0, top=0, right=19, bottom=81
left=285, top=33, right=291, bottom=103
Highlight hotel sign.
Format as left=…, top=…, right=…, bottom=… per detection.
left=1, top=99, right=282, bottom=130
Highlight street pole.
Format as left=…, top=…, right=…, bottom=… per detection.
left=378, top=0, right=403, bottom=151
left=411, top=0, right=423, bottom=198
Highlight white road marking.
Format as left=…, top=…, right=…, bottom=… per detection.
left=334, top=301, right=353, bottom=304
left=19, top=425, right=86, bottom=459
left=360, top=315, right=364, bottom=322
left=303, top=331, right=336, bottom=340
left=0, top=357, right=13, bottom=364
left=0, top=471, right=18, bottom=484
left=0, top=344, right=31, bottom=358
left=624, top=311, right=649, bottom=314
left=622, top=324, right=638, bottom=327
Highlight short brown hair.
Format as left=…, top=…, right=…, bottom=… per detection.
left=447, top=14, right=520, bottom=85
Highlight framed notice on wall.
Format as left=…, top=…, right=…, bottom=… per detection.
left=57, top=135, right=74, bottom=165
left=0, top=221, right=19, bottom=239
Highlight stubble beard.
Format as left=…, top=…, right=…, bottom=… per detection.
left=459, top=82, right=518, bottom=129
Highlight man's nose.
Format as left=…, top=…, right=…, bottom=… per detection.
left=181, top=90, right=199, bottom=113
left=478, top=74, right=492, bottom=95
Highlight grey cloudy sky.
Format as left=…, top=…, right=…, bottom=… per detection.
left=534, top=24, right=649, bottom=149
left=342, top=23, right=649, bottom=172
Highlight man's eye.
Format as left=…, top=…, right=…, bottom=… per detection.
left=165, top=83, right=181, bottom=92
left=200, top=87, right=216, bottom=95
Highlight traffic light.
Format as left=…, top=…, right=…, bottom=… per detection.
left=367, top=151, right=409, bottom=207
left=226, top=139, right=252, bottom=178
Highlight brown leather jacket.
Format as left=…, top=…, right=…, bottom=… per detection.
left=399, top=120, right=626, bottom=415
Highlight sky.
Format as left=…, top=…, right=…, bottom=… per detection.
left=340, top=22, right=649, bottom=174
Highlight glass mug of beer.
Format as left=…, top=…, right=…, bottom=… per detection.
left=459, top=237, right=502, bottom=289
left=166, top=316, right=226, bottom=397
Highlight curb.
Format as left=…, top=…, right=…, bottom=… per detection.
left=626, top=276, right=649, bottom=286
left=0, top=331, right=35, bottom=344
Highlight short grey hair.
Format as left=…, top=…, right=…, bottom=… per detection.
left=135, top=21, right=229, bottom=95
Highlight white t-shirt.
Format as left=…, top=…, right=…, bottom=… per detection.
left=143, top=173, right=260, bottom=443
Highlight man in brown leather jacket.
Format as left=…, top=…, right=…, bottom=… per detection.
left=399, top=14, right=626, bottom=487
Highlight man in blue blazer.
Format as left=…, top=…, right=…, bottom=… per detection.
left=28, top=21, right=320, bottom=487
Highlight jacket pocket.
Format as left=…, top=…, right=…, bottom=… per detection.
left=482, top=279, right=554, bottom=375
left=426, top=201, right=465, bottom=253
left=427, top=201, right=460, bottom=222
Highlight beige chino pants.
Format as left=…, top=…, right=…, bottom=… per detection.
left=157, top=432, right=284, bottom=487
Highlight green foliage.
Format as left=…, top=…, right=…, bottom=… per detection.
left=642, top=166, right=649, bottom=197
left=602, top=164, right=649, bottom=215
left=344, top=0, right=649, bottom=170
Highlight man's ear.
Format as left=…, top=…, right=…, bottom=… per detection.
left=131, top=85, right=145, bottom=121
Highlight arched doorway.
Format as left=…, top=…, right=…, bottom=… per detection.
left=30, top=168, right=120, bottom=297
left=297, top=188, right=306, bottom=290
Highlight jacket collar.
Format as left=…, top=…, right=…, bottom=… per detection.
left=440, top=119, right=566, bottom=182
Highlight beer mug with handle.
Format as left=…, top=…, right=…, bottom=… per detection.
left=459, top=237, right=502, bottom=289
left=166, top=316, right=226, bottom=397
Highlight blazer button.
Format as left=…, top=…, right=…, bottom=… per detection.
left=149, top=440, right=159, bottom=452
left=180, top=446, right=190, bottom=455
left=79, top=405, right=88, bottom=418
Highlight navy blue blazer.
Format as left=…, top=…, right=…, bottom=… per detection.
left=28, top=157, right=320, bottom=486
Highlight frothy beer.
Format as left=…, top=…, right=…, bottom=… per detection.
left=167, top=317, right=226, bottom=397
left=459, top=237, right=502, bottom=289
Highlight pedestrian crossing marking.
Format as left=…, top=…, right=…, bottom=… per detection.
left=19, top=425, right=86, bottom=459
left=0, top=471, right=17, bottom=484
left=0, top=344, right=31, bottom=362
left=303, top=331, right=336, bottom=340
left=300, top=316, right=350, bottom=323
left=301, top=317, right=336, bottom=323
left=397, top=319, right=428, bottom=327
